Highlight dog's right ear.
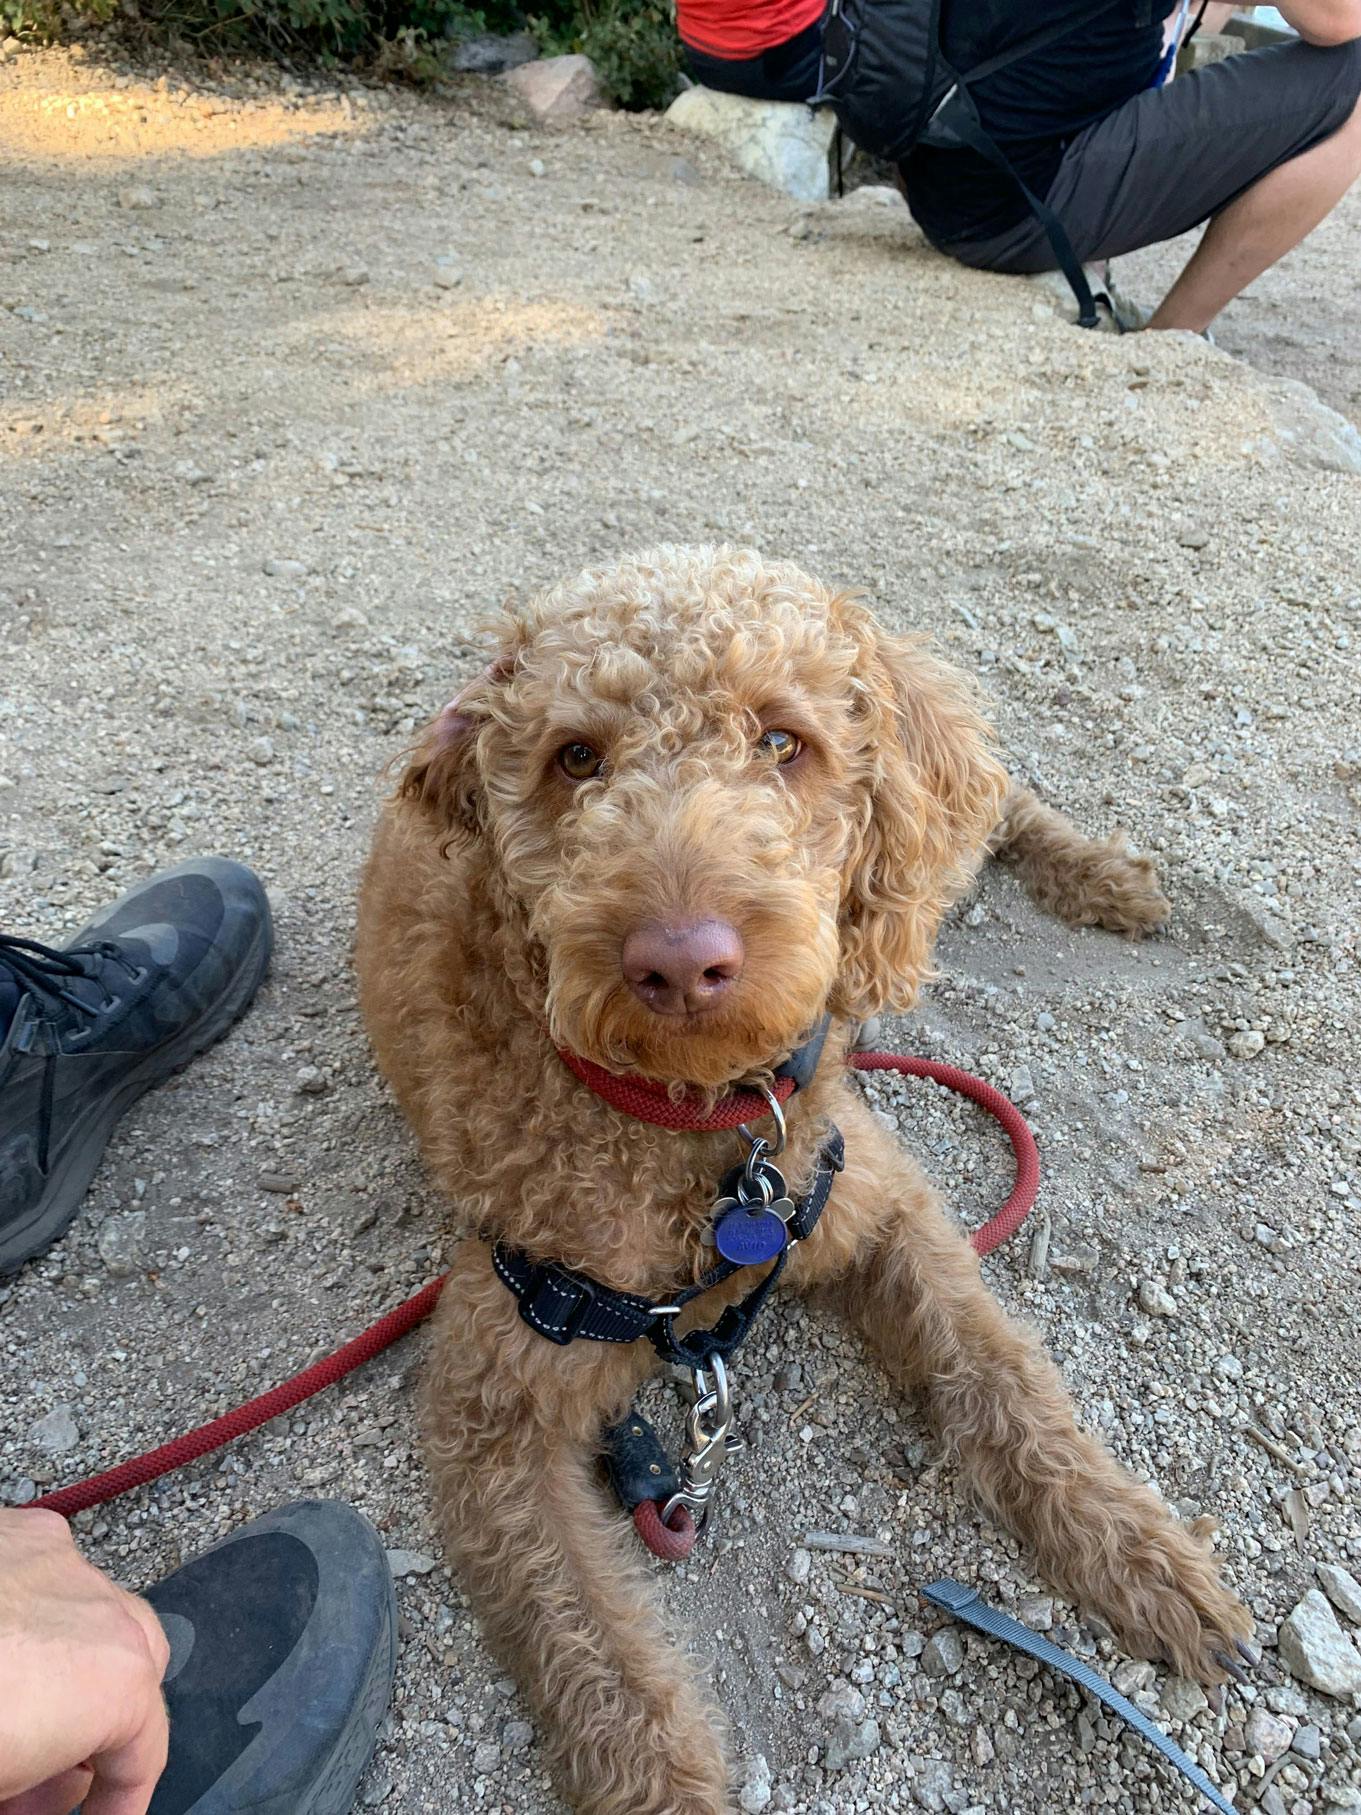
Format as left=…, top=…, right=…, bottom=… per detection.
left=398, top=651, right=515, bottom=840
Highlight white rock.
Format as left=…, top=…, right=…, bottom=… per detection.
left=1278, top=1590, right=1361, bottom=1697
left=1244, top=1707, right=1294, bottom=1761
left=97, top=1211, right=146, bottom=1278
left=30, top=1405, right=79, bottom=1453
left=1161, top=1676, right=1208, bottom=1721
left=1228, top=1029, right=1266, bottom=1059
left=385, top=1547, right=438, bottom=1576
left=1261, top=378, right=1361, bottom=476
left=503, top=55, right=610, bottom=125
left=737, top=1753, right=773, bottom=1812
left=1138, top=1278, right=1178, bottom=1318
left=786, top=1546, right=811, bottom=1584
left=1317, top=1562, right=1361, bottom=1625
left=665, top=87, right=837, bottom=203
left=263, top=557, right=309, bottom=578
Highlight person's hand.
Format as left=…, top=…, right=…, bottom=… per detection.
left=0, top=1508, right=170, bottom=1815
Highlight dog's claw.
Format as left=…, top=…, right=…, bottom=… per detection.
left=1213, top=1649, right=1249, bottom=1686
left=1236, top=1637, right=1277, bottom=1680
left=1209, top=1683, right=1227, bottom=1716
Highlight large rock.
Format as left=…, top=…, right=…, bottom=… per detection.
left=1318, top=1562, right=1361, bottom=1625
left=503, top=55, right=611, bottom=125
left=1255, top=378, right=1361, bottom=475
left=665, top=86, right=837, bottom=203
left=1278, top=1590, right=1361, bottom=1697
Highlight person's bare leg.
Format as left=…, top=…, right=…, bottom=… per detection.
left=1148, top=94, right=1361, bottom=330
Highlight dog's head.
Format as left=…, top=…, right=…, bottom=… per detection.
left=401, top=547, right=1006, bottom=1087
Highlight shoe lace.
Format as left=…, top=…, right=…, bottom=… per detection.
left=0, top=933, right=144, bottom=1019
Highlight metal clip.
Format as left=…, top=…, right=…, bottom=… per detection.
left=660, top=1355, right=745, bottom=1528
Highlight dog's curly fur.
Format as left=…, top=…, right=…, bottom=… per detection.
left=356, top=547, right=1244, bottom=1815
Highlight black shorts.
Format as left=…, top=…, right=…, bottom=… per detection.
left=932, top=37, right=1361, bottom=273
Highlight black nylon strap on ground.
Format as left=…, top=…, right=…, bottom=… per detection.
left=492, top=1128, right=844, bottom=1353
left=921, top=1581, right=1236, bottom=1815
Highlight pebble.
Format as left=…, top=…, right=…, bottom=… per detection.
left=502, top=1718, right=533, bottom=1750
left=263, top=557, right=309, bottom=578
left=1016, top=1594, right=1054, bottom=1630
left=910, top=1758, right=956, bottom=1812
left=97, top=1211, right=146, bottom=1278
left=117, top=184, right=159, bottom=209
left=1228, top=1029, right=1266, bottom=1059
left=1278, top=1590, right=1361, bottom=1696
left=249, top=737, right=275, bottom=767
left=1291, top=1724, right=1322, bottom=1760
left=385, top=1548, right=438, bottom=1577
left=921, top=1629, right=964, bottom=1678
left=737, top=1752, right=772, bottom=1813
left=528, top=157, right=545, bottom=178
left=295, top=1065, right=328, bottom=1095
left=786, top=1547, right=811, bottom=1584
left=1161, top=1676, right=1208, bottom=1721
left=259, top=1171, right=301, bottom=1193
left=1138, top=1277, right=1178, bottom=1317
left=1245, top=1708, right=1295, bottom=1761
left=29, top=1405, right=79, bottom=1453
left=1317, top=1562, right=1361, bottom=1624
left=432, top=262, right=463, bottom=289
left=823, top=1715, right=880, bottom=1772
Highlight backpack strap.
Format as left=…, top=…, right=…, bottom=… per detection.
left=932, top=85, right=1103, bottom=329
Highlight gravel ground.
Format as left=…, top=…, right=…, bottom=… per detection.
left=2, top=43, right=1360, bottom=1815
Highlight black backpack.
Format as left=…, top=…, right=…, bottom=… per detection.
left=815, top=0, right=1155, bottom=328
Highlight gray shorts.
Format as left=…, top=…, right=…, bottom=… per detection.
left=941, top=37, right=1361, bottom=273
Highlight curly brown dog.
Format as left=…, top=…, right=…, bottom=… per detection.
left=356, top=546, right=1251, bottom=1815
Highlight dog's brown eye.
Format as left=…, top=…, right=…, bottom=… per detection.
left=758, top=728, right=802, bottom=765
left=558, top=742, right=603, bottom=781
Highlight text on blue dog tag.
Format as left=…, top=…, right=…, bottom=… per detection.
left=714, top=1205, right=788, bottom=1266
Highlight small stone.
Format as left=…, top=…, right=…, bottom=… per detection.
left=117, top=184, right=159, bottom=210
left=1291, top=1725, right=1322, bottom=1760
left=259, top=1171, right=300, bottom=1193
left=385, top=1548, right=438, bottom=1577
left=471, top=1739, right=500, bottom=1773
left=1138, top=1278, right=1178, bottom=1318
left=2, top=1478, right=38, bottom=1505
left=823, top=1716, right=880, bottom=1772
left=249, top=736, right=275, bottom=767
left=1016, top=1594, right=1054, bottom=1630
left=432, top=263, right=463, bottom=289
left=97, top=1211, right=146, bottom=1278
left=737, top=1752, right=773, bottom=1813
left=1009, top=1063, right=1036, bottom=1104
left=1266, top=1683, right=1310, bottom=1717
left=528, top=157, right=545, bottom=178
left=503, top=54, right=611, bottom=126
left=1245, top=1708, right=1295, bottom=1761
left=295, top=1065, right=328, bottom=1095
left=338, top=263, right=369, bottom=287
left=1228, top=1029, right=1266, bottom=1059
left=502, top=1719, right=533, bottom=1750
left=1035, top=1011, right=1056, bottom=1032
left=921, top=1629, right=964, bottom=1678
left=818, top=1682, right=866, bottom=1723
left=786, top=1547, right=811, bottom=1584
left=1191, top=1031, right=1228, bottom=1061
left=910, top=1758, right=955, bottom=1812
left=29, top=1405, right=79, bottom=1454
left=1278, top=1591, right=1361, bottom=1696
left=1161, top=1676, right=1209, bottom=1721
left=1113, top=1659, right=1157, bottom=1695
left=262, top=557, right=309, bottom=578
left=359, top=1767, right=393, bottom=1806
left=1317, top=1562, right=1361, bottom=1624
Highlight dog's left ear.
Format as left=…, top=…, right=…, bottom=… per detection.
left=833, top=609, right=1008, bottom=1017
left=398, top=649, right=517, bottom=841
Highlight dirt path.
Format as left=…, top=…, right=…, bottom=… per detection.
left=2, top=46, right=1360, bottom=1815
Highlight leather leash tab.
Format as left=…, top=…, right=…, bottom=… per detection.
left=921, top=1580, right=1237, bottom=1815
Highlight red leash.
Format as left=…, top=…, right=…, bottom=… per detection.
left=32, top=1052, right=1037, bottom=1523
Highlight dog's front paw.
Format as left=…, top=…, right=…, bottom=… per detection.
left=1089, top=1515, right=1253, bottom=1685
left=1073, top=835, right=1171, bottom=939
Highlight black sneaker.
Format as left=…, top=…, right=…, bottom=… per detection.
left=0, top=858, right=272, bottom=1276
left=144, top=1500, right=397, bottom=1815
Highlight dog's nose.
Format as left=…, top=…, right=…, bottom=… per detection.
left=622, top=919, right=744, bottom=1017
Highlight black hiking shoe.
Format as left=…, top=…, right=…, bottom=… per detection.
left=0, top=858, right=272, bottom=1277
left=144, top=1500, right=397, bottom=1815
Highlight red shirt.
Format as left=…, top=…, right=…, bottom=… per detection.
left=677, top=0, right=825, bottom=59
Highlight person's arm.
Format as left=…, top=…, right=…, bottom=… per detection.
left=1275, top=0, right=1361, bottom=45
left=0, top=1509, right=169, bottom=1815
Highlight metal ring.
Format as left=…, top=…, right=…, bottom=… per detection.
left=737, top=1081, right=786, bottom=1158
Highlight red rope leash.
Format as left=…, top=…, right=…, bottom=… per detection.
left=32, top=1052, right=1037, bottom=1523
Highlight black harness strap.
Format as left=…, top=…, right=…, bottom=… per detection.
left=492, top=1128, right=844, bottom=1361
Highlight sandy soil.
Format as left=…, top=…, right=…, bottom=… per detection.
left=2, top=43, right=1360, bottom=1815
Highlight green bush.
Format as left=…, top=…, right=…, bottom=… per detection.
left=0, top=0, right=682, bottom=106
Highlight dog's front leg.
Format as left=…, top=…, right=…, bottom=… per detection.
left=817, top=1104, right=1251, bottom=1684
left=423, top=1242, right=732, bottom=1815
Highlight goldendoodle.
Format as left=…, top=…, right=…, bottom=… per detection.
left=356, top=546, right=1249, bottom=1815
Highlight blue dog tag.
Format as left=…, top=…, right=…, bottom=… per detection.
left=714, top=1205, right=788, bottom=1266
